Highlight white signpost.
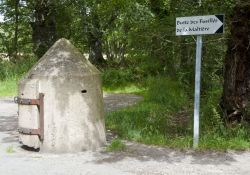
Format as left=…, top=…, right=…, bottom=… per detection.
left=176, top=15, right=224, bottom=36
left=176, top=15, right=224, bottom=148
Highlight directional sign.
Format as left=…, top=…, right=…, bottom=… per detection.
left=176, top=14, right=225, bottom=148
left=176, top=15, right=224, bottom=36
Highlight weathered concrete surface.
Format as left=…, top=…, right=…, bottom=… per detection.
left=18, top=38, right=106, bottom=152
left=1, top=95, right=250, bottom=175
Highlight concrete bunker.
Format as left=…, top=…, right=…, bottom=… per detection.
left=15, top=38, right=106, bottom=152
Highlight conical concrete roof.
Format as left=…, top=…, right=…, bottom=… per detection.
left=25, top=38, right=100, bottom=78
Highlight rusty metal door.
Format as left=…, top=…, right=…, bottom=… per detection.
left=15, top=79, right=44, bottom=148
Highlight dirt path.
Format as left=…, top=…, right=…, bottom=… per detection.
left=0, top=95, right=250, bottom=175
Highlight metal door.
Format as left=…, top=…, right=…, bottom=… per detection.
left=15, top=79, right=44, bottom=149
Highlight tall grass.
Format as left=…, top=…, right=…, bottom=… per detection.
left=0, top=78, right=18, bottom=97
left=0, top=57, right=36, bottom=80
left=106, top=76, right=250, bottom=150
left=0, top=57, right=36, bottom=96
left=106, top=77, right=192, bottom=145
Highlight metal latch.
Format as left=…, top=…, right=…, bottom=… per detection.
left=14, top=93, right=44, bottom=141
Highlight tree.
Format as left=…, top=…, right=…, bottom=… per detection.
left=75, top=0, right=106, bottom=65
left=13, top=0, right=20, bottom=61
left=76, top=0, right=131, bottom=65
left=221, top=1, right=250, bottom=124
left=85, top=4, right=105, bottom=65
left=28, top=0, right=58, bottom=58
left=0, top=0, right=20, bottom=62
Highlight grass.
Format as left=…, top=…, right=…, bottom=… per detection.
left=106, top=139, right=126, bottom=152
left=0, top=57, right=36, bottom=97
left=106, top=77, right=192, bottom=145
left=6, top=146, right=15, bottom=153
left=106, top=76, right=250, bottom=151
left=199, top=134, right=250, bottom=150
left=103, top=84, right=145, bottom=94
left=0, top=78, right=18, bottom=97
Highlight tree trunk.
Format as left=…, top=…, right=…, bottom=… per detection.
left=79, top=1, right=105, bottom=66
left=221, top=2, right=250, bottom=124
left=30, top=0, right=57, bottom=59
left=87, top=12, right=106, bottom=65
left=12, top=0, right=19, bottom=63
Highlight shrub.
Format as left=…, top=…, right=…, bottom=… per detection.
left=102, top=68, right=135, bottom=88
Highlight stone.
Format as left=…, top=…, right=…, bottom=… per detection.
left=18, top=38, right=106, bottom=152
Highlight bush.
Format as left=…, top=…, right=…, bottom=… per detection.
left=102, top=54, right=166, bottom=90
left=102, top=68, right=135, bottom=88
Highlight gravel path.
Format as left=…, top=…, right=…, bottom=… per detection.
left=0, top=95, right=250, bottom=175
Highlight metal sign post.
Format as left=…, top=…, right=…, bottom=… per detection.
left=193, top=35, right=202, bottom=148
left=176, top=14, right=224, bottom=148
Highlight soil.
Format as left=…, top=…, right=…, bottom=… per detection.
left=0, top=94, right=250, bottom=175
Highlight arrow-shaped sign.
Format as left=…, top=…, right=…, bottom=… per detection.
left=176, top=15, right=224, bottom=36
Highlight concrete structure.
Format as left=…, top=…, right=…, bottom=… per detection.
left=17, top=38, right=106, bottom=152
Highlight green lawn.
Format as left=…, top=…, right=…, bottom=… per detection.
left=0, top=78, right=18, bottom=97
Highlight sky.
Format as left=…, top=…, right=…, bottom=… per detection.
left=0, top=14, right=4, bottom=22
